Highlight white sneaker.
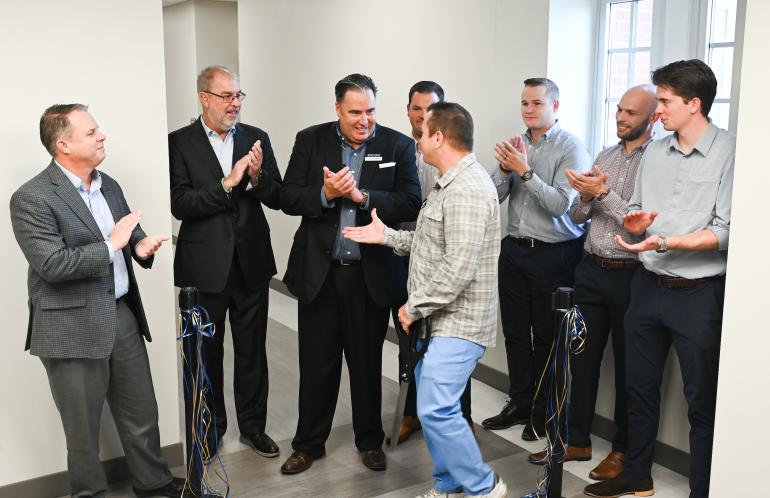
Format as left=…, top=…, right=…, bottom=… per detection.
left=466, top=475, right=508, bottom=498
left=414, top=487, right=465, bottom=498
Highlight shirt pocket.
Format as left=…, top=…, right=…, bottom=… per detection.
left=415, top=202, right=444, bottom=261
left=683, top=177, right=720, bottom=213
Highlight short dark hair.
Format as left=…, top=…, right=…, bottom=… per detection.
left=408, top=81, right=445, bottom=105
left=426, top=102, right=474, bottom=152
left=651, top=59, right=717, bottom=117
left=40, top=103, right=89, bottom=156
left=335, top=73, right=377, bottom=103
left=523, top=77, right=560, bottom=100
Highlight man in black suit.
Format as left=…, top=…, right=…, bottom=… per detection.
left=279, top=73, right=421, bottom=475
left=169, top=66, right=282, bottom=464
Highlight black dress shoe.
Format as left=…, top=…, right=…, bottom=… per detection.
left=280, top=449, right=325, bottom=474
left=583, top=472, right=654, bottom=497
left=361, top=449, right=387, bottom=471
left=240, top=432, right=280, bottom=457
left=133, top=477, right=192, bottom=497
left=481, top=399, right=530, bottom=430
left=521, top=422, right=544, bottom=441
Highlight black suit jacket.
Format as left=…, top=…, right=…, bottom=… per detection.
left=170, top=119, right=282, bottom=293
left=281, top=122, right=421, bottom=307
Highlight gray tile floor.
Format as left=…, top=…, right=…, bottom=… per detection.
left=96, top=289, right=689, bottom=498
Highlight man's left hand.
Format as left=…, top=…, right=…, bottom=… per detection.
left=615, top=233, right=660, bottom=253
left=495, top=135, right=529, bottom=177
left=136, top=235, right=170, bottom=259
left=565, top=165, right=609, bottom=201
left=246, top=140, right=264, bottom=181
left=397, top=304, right=415, bottom=332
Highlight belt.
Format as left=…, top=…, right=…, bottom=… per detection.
left=332, top=259, right=361, bottom=267
left=509, top=236, right=581, bottom=248
left=510, top=236, right=550, bottom=248
left=586, top=251, right=640, bottom=270
left=643, top=268, right=723, bottom=289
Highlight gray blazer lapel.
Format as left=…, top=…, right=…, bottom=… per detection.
left=100, top=179, right=123, bottom=224
left=47, top=163, right=104, bottom=241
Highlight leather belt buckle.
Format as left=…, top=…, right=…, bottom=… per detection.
left=514, top=237, right=537, bottom=248
left=334, top=259, right=360, bottom=267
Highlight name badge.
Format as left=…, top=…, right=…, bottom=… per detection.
left=365, top=154, right=382, bottom=162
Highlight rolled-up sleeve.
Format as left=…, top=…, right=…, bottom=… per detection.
left=707, top=149, right=734, bottom=250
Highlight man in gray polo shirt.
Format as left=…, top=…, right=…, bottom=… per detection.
left=585, top=60, right=735, bottom=498
left=482, top=78, right=590, bottom=441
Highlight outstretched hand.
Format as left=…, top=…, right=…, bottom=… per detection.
left=615, top=233, right=660, bottom=253
left=342, top=208, right=385, bottom=245
left=135, top=235, right=171, bottom=259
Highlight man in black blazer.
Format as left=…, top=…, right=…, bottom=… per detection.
left=280, top=74, right=421, bottom=474
left=169, top=66, right=282, bottom=463
left=10, top=104, right=182, bottom=497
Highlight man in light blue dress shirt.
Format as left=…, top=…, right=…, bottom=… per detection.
left=482, top=78, right=591, bottom=441
left=585, top=60, right=735, bottom=498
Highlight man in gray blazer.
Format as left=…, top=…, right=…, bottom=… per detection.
left=10, top=104, right=183, bottom=498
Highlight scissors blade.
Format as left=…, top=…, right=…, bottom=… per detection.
left=389, top=379, right=410, bottom=452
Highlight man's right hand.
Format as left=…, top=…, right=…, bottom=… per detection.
left=623, top=210, right=658, bottom=235
left=109, top=211, right=142, bottom=250
left=323, top=166, right=356, bottom=201
left=223, top=149, right=255, bottom=190
left=342, top=208, right=385, bottom=244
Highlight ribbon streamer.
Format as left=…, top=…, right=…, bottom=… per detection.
left=521, top=305, right=587, bottom=498
left=178, top=305, right=230, bottom=498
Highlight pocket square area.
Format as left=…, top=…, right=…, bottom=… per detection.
left=379, top=162, right=396, bottom=169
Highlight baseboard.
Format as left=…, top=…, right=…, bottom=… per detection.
left=0, top=443, right=184, bottom=498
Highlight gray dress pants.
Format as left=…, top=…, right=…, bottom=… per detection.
left=41, top=300, right=172, bottom=497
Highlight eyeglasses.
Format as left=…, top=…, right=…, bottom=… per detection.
left=202, top=90, right=246, bottom=103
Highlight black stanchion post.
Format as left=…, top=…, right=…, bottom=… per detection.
left=547, top=287, right=574, bottom=498
left=179, top=287, right=200, bottom=494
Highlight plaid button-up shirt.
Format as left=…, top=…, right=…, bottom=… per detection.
left=383, top=153, right=500, bottom=347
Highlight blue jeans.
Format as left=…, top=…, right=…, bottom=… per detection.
left=415, top=337, right=494, bottom=495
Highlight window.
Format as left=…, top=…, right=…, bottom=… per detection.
left=597, top=0, right=654, bottom=149
left=704, top=0, right=738, bottom=130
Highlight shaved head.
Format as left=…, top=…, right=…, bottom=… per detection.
left=624, top=84, right=658, bottom=118
left=615, top=84, right=658, bottom=143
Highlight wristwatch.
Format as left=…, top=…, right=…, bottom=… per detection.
left=359, top=189, right=370, bottom=208
left=520, top=169, right=533, bottom=182
left=597, top=188, right=610, bottom=201
left=656, top=235, right=668, bottom=253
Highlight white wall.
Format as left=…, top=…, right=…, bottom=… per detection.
left=237, top=0, right=551, bottom=377
left=0, top=0, right=180, bottom=487
left=710, top=1, right=770, bottom=495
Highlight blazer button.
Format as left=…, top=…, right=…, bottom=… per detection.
left=108, top=289, right=114, bottom=295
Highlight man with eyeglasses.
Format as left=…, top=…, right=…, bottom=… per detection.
left=169, top=65, right=283, bottom=471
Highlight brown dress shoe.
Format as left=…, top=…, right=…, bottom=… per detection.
left=361, top=449, right=387, bottom=471
left=589, top=451, right=625, bottom=481
left=280, top=450, right=324, bottom=475
left=527, top=445, right=592, bottom=465
left=385, top=415, right=422, bottom=445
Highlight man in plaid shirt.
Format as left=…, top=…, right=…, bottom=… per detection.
left=344, top=102, right=506, bottom=498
